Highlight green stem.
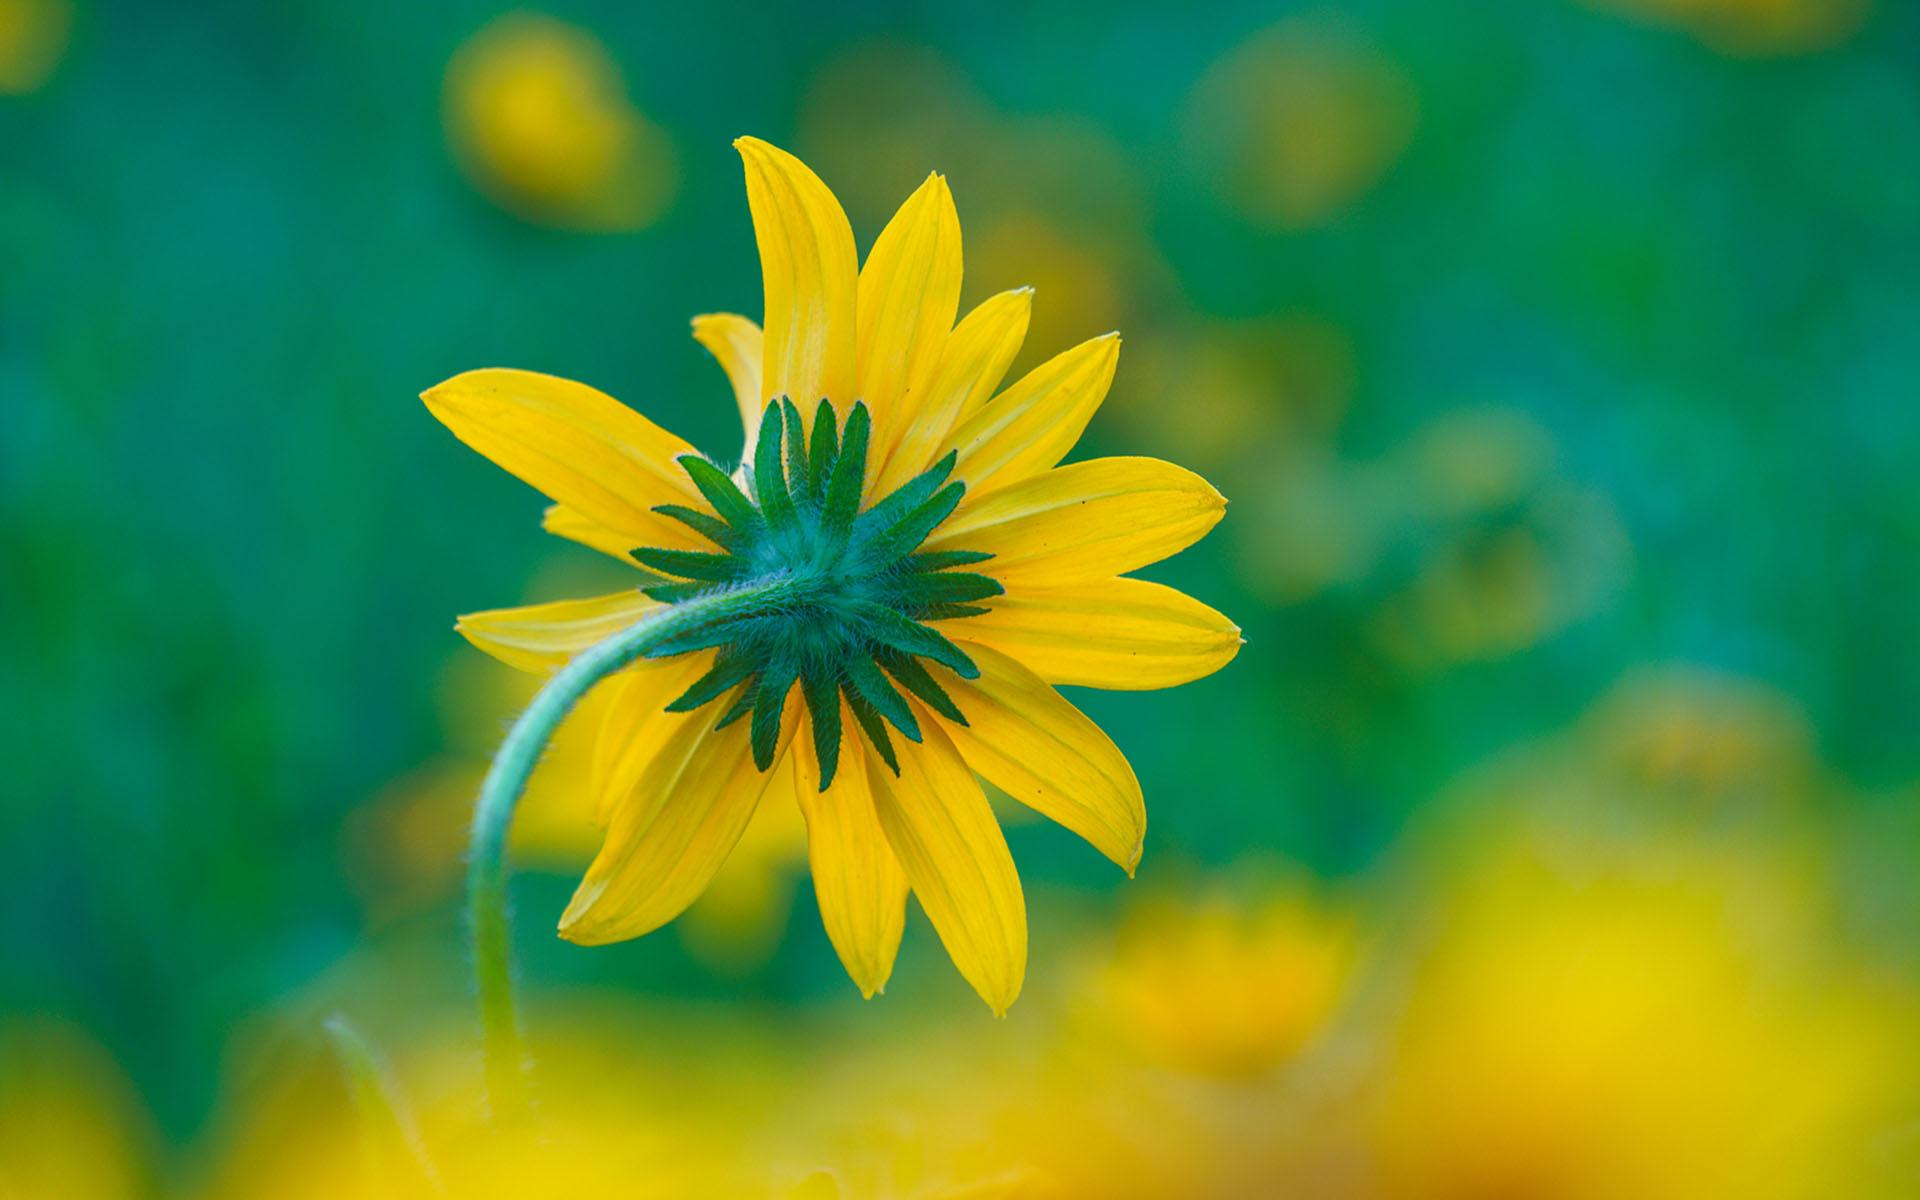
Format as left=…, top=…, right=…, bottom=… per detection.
left=467, top=576, right=804, bottom=1112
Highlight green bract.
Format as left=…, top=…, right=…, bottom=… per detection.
left=630, top=398, right=997, bottom=790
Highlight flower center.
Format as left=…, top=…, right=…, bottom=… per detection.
left=629, top=398, right=997, bottom=790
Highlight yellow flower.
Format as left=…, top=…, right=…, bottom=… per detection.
left=1077, top=886, right=1356, bottom=1081
left=204, top=1017, right=776, bottom=1200
left=443, top=13, right=677, bottom=232
left=423, top=138, right=1238, bottom=1013
left=1182, top=14, right=1418, bottom=230
left=1368, top=830, right=1920, bottom=1200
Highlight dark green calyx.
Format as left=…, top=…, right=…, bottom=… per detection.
left=632, top=398, right=999, bottom=791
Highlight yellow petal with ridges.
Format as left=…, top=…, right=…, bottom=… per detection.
left=794, top=710, right=909, bottom=997
left=875, top=287, right=1031, bottom=495
left=867, top=718, right=1026, bottom=1013
left=422, top=368, right=705, bottom=549
left=939, top=577, right=1241, bottom=690
left=690, top=312, right=765, bottom=458
left=937, top=641, right=1145, bottom=873
left=589, top=651, right=717, bottom=826
left=938, top=332, right=1119, bottom=499
left=541, top=503, right=650, bottom=561
left=455, top=589, right=658, bottom=674
left=925, top=456, right=1225, bottom=584
left=559, top=714, right=768, bottom=944
left=736, top=137, right=857, bottom=422
left=858, top=172, right=962, bottom=481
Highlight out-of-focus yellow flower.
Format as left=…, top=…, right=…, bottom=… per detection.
left=1585, top=0, right=1870, bottom=55
left=0, top=0, right=70, bottom=94
left=443, top=12, right=676, bottom=232
left=425, top=137, right=1238, bottom=1012
left=206, top=1014, right=784, bottom=1199
left=1454, top=664, right=1819, bottom=826
left=1183, top=13, right=1417, bottom=229
left=1075, top=886, right=1357, bottom=1081
left=0, top=1020, right=153, bottom=1200
left=1238, top=406, right=1628, bottom=656
left=1237, top=446, right=1386, bottom=602
left=1370, top=410, right=1628, bottom=668
left=1368, top=830, right=1920, bottom=1200
left=1583, top=665, right=1815, bottom=810
left=1120, top=316, right=1355, bottom=473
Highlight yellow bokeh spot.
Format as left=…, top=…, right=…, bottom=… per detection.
left=1077, top=885, right=1357, bottom=1081
left=1587, top=0, right=1871, bottom=56
left=1585, top=665, right=1815, bottom=808
left=1184, top=13, right=1418, bottom=229
left=1122, top=316, right=1355, bottom=470
left=0, top=0, right=70, bottom=94
left=443, top=12, right=676, bottom=232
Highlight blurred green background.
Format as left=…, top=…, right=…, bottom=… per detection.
left=5, top=0, right=1920, bottom=1191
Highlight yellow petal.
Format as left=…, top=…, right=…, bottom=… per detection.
left=925, top=456, right=1226, bottom=584
left=941, top=577, right=1241, bottom=690
left=735, top=137, right=857, bottom=421
left=794, top=709, right=909, bottom=997
left=936, top=641, right=1145, bottom=874
left=690, top=312, right=764, bottom=457
left=422, top=367, right=706, bottom=549
left=455, top=589, right=657, bottom=674
left=541, top=503, right=645, bottom=561
left=857, top=172, right=963, bottom=477
left=559, top=714, right=770, bottom=944
left=867, top=719, right=1026, bottom=1013
left=590, top=651, right=717, bottom=826
left=874, top=287, right=1031, bottom=495
left=938, top=332, right=1119, bottom=499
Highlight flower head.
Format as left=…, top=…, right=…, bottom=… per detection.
left=424, top=138, right=1238, bottom=1011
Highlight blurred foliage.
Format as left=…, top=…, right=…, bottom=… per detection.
left=3, top=0, right=1919, bottom=1193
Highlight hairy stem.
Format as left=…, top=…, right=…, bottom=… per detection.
left=467, top=576, right=804, bottom=1112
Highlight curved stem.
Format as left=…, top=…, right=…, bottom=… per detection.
left=467, top=576, right=803, bottom=1112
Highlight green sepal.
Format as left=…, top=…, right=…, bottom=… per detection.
left=808, top=401, right=839, bottom=498
left=647, top=620, right=746, bottom=658
left=677, top=455, right=761, bottom=532
left=780, top=399, right=811, bottom=504
left=631, top=546, right=745, bottom=582
left=800, top=668, right=842, bottom=790
left=750, top=662, right=797, bottom=769
left=888, top=570, right=1003, bottom=610
left=753, top=403, right=796, bottom=534
left=852, top=600, right=980, bottom=679
left=871, top=481, right=965, bottom=561
left=820, top=403, right=871, bottom=537
left=913, top=602, right=991, bottom=621
left=643, top=580, right=718, bottom=604
left=845, top=689, right=900, bottom=775
left=856, top=450, right=956, bottom=540
left=666, top=653, right=758, bottom=713
left=844, top=654, right=923, bottom=743
left=907, top=549, right=994, bottom=571
left=714, top=687, right=756, bottom=730
left=653, top=503, right=744, bottom=553
left=882, top=653, right=968, bottom=725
